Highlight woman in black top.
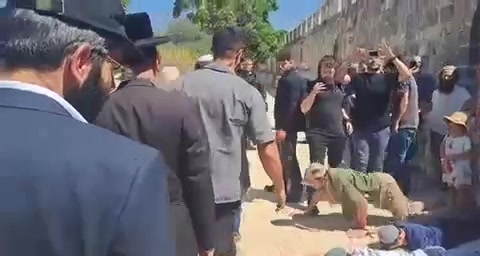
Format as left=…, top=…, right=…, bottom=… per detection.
left=301, top=55, right=352, bottom=167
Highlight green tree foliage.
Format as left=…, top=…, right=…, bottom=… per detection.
left=121, top=0, right=130, bottom=10
left=172, top=0, right=285, bottom=62
left=163, top=18, right=212, bottom=55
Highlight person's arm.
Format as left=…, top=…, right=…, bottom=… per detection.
left=246, top=90, right=285, bottom=203
left=391, top=79, right=411, bottom=132
left=342, top=185, right=368, bottom=229
left=335, top=48, right=367, bottom=84
left=109, top=155, right=175, bottom=256
left=392, top=57, right=413, bottom=82
left=300, top=82, right=320, bottom=114
left=335, top=61, right=351, bottom=84
left=179, top=98, right=215, bottom=253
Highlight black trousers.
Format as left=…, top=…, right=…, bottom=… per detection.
left=278, top=132, right=303, bottom=203
left=170, top=204, right=198, bottom=256
left=306, top=131, right=346, bottom=202
left=214, top=201, right=241, bottom=256
left=430, top=130, right=445, bottom=185
left=307, top=131, right=346, bottom=166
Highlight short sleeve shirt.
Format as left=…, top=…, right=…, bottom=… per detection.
left=174, top=63, right=274, bottom=203
left=395, top=77, right=420, bottom=129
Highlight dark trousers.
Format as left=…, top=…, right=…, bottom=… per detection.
left=341, top=136, right=355, bottom=168
left=352, top=127, right=390, bottom=173
left=279, top=132, right=303, bottom=203
left=170, top=204, right=198, bottom=256
left=306, top=131, right=346, bottom=165
left=385, top=128, right=417, bottom=195
left=306, top=131, right=346, bottom=202
left=430, top=130, right=445, bottom=185
left=233, top=204, right=242, bottom=234
left=214, top=201, right=241, bottom=256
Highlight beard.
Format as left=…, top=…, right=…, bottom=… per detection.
left=438, top=80, right=455, bottom=94
left=64, top=61, right=109, bottom=123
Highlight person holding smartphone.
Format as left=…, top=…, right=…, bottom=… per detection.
left=300, top=55, right=353, bottom=211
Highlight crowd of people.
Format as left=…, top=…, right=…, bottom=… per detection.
left=2, top=0, right=480, bottom=255
left=272, top=40, right=480, bottom=254
left=0, top=1, right=286, bottom=256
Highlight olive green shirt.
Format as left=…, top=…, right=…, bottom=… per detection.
left=328, top=168, right=381, bottom=220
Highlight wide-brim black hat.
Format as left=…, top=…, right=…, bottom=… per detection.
left=4, top=0, right=144, bottom=61
left=123, top=12, right=170, bottom=48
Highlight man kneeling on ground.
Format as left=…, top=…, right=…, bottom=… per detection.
left=303, top=163, right=414, bottom=230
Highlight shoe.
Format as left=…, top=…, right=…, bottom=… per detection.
left=304, top=206, right=320, bottom=216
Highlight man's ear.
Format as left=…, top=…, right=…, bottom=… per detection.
left=65, top=44, right=94, bottom=87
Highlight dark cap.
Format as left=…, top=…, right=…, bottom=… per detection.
left=5, top=0, right=143, bottom=60
left=124, top=12, right=170, bottom=48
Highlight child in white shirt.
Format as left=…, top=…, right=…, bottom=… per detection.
left=440, top=112, right=476, bottom=211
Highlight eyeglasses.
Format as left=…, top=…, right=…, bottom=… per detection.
left=103, top=55, right=130, bottom=79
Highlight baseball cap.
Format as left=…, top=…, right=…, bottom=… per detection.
left=377, top=225, right=402, bottom=249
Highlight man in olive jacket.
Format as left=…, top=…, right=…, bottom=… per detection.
left=303, top=163, right=411, bottom=229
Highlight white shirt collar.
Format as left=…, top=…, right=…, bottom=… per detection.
left=0, top=80, right=88, bottom=123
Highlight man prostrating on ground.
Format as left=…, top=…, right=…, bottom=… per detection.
left=303, top=163, right=420, bottom=232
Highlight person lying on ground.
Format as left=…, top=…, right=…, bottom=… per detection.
left=303, top=163, right=421, bottom=230
left=378, top=208, right=480, bottom=251
left=324, top=246, right=446, bottom=256
left=377, top=223, right=442, bottom=251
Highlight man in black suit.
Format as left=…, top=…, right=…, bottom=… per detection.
left=273, top=49, right=308, bottom=203
left=95, top=13, right=215, bottom=256
left=0, top=1, right=173, bottom=256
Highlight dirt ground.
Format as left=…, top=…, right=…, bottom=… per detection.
left=237, top=143, right=396, bottom=256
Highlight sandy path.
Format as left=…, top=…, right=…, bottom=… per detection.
left=236, top=94, right=392, bottom=256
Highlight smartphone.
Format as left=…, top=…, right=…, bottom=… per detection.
left=368, top=50, right=379, bottom=57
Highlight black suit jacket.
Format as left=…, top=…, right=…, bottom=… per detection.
left=95, top=79, right=215, bottom=250
left=274, top=69, right=307, bottom=132
left=0, top=87, right=173, bottom=256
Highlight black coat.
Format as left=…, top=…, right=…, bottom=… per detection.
left=95, top=79, right=215, bottom=255
left=274, top=70, right=307, bottom=132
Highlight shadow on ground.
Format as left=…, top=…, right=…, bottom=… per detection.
left=270, top=213, right=393, bottom=232
left=246, top=188, right=307, bottom=210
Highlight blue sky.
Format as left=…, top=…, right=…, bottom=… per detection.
left=128, top=0, right=321, bottom=32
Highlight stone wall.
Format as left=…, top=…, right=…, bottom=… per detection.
left=285, top=0, right=480, bottom=88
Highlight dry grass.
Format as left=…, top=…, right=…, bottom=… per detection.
left=159, top=46, right=198, bottom=74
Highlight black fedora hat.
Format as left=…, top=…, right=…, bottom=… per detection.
left=123, top=12, right=170, bottom=48
left=4, top=0, right=143, bottom=60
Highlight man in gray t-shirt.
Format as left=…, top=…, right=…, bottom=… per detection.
left=174, top=27, right=285, bottom=255
left=386, top=74, right=419, bottom=195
